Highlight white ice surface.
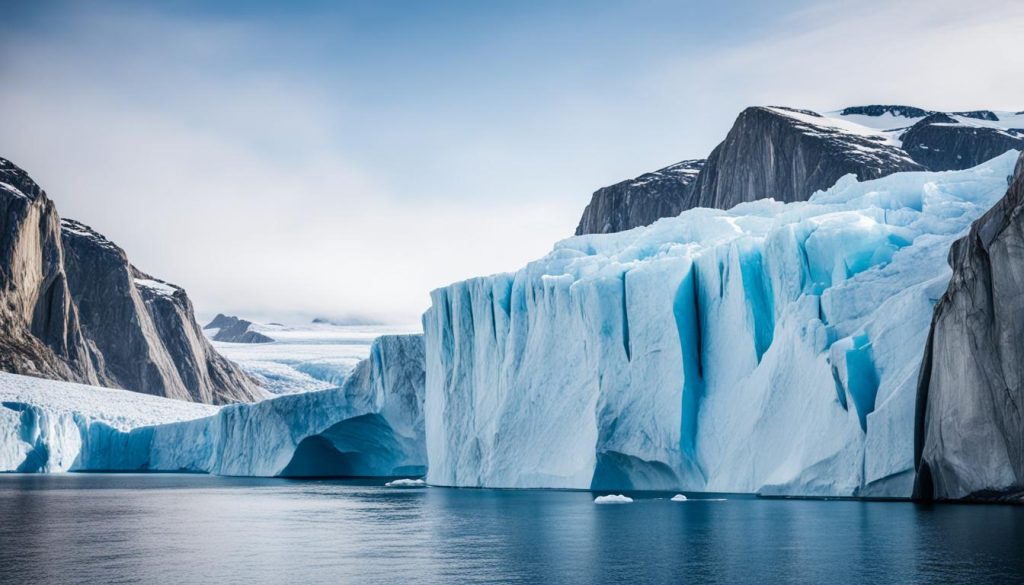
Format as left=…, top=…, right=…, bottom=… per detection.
left=594, top=494, right=633, bottom=504
left=385, top=478, right=427, bottom=487
left=1, top=335, right=425, bottom=477
left=0, top=373, right=215, bottom=472
left=208, top=322, right=420, bottom=395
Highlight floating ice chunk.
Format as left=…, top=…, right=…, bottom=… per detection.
left=594, top=494, right=634, bottom=504
left=671, top=494, right=688, bottom=501
left=385, top=478, right=426, bottom=487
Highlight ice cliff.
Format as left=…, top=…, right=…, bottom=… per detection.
left=424, top=151, right=1020, bottom=496
left=1, top=335, right=426, bottom=477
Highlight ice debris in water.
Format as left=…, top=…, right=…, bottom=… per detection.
left=671, top=494, right=688, bottom=502
left=594, top=494, right=634, bottom=504
left=385, top=478, right=426, bottom=488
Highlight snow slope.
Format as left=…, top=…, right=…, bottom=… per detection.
left=208, top=322, right=419, bottom=395
left=423, top=151, right=1020, bottom=496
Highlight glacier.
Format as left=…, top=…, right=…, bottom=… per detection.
left=208, top=322, right=418, bottom=395
left=1, top=335, right=425, bottom=477
left=423, top=151, right=1020, bottom=496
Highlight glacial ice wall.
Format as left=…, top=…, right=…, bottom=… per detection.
left=1, top=335, right=426, bottom=477
left=423, top=152, right=1020, bottom=496
left=0, top=372, right=217, bottom=472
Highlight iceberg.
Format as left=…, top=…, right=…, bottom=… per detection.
left=594, top=494, right=634, bottom=504
left=385, top=478, right=427, bottom=487
left=423, top=152, right=1020, bottom=496
left=1, top=335, right=426, bottom=478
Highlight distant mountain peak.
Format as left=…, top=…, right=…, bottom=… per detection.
left=839, top=105, right=932, bottom=118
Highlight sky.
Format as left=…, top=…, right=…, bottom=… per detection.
left=1, top=0, right=1022, bottom=324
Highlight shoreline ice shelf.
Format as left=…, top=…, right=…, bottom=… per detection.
left=423, top=152, right=1020, bottom=496
left=1, top=335, right=426, bottom=477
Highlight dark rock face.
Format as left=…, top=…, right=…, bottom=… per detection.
left=575, top=160, right=704, bottom=235
left=203, top=314, right=274, bottom=344
left=688, top=107, right=924, bottom=210
left=0, top=159, right=96, bottom=383
left=914, top=152, right=1024, bottom=501
left=839, top=104, right=932, bottom=119
left=574, top=105, right=1023, bottom=236
left=901, top=114, right=1024, bottom=172
left=953, top=110, right=999, bottom=121
left=0, top=157, right=261, bottom=404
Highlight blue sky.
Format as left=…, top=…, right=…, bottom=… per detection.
left=1, top=0, right=1022, bottom=322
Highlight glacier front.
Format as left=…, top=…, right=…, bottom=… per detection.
left=1, top=335, right=426, bottom=477
left=423, top=152, right=1020, bottom=496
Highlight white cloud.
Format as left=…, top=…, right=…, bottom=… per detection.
left=2, top=0, right=1021, bottom=323
left=0, top=6, right=582, bottom=323
left=654, top=0, right=1024, bottom=114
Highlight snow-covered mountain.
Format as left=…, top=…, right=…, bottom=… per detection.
left=576, top=105, right=1024, bottom=235
left=203, top=314, right=275, bottom=343
left=0, top=157, right=262, bottom=404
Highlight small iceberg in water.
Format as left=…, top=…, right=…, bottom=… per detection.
left=671, top=494, right=688, bottom=502
left=385, top=478, right=426, bottom=488
left=594, top=494, right=633, bottom=504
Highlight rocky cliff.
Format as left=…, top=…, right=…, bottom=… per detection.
left=575, top=105, right=1024, bottom=235
left=688, top=106, right=924, bottom=210
left=574, top=160, right=704, bottom=235
left=901, top=113, right=1024, bottom=172
left=914, top=151, right=1024, bottom=502
left=0, top=159, right=97, bottom=383
left=0, top=157, right=262, bottom=404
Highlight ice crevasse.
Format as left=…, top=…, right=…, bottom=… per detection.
left=422, top=152, right=1020, bottom=496
left=0, top=335, right=426, bottom=477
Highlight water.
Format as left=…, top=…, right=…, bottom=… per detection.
left=1, top=475, right=1022, bottom=585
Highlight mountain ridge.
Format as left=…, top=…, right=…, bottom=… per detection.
left=575, top=104, right=1024, bottom=235
left=0, top=157, right=262, bottom=404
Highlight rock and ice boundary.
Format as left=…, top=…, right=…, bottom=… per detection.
left=423, top=152, right=1020, bottom=497
left=4, top=154, right=1023, bottom=499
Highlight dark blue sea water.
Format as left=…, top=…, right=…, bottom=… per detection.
left=0, top=474, right=1021, bottom=584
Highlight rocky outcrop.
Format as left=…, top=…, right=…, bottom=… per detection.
left=0, top=157, right=261, bottom=404
left=0, top=159, right=97, bottom=383
left=575, top=105, right=1024, bottom=236
left=574, top=160, right=704, bottom=235
left=203, top=314, right=274, bottom=344
left=914, top=151, right=1024, bottom=502
left=688, top=107, right=925, bottom=210
left=901, top=113, right=1024, bottom=172
left=839, top=104, right=932, bottom=119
